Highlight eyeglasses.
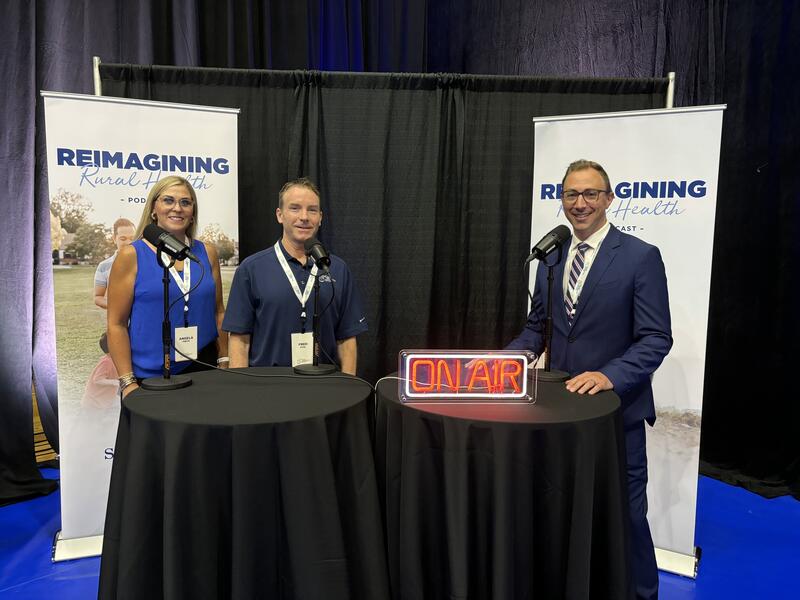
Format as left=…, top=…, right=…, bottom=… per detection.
left=160, top=196, right=194, bottom=209
left=561, top=189, right=610, bottom=204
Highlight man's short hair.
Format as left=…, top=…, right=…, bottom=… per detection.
left=562, top=159, right=612, bottom=191
left=112, top=217, right=135, bottom=235
left=278, top=177, right=321, bottom=208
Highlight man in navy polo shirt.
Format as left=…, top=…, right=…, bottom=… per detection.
left=223, top=177, right=367, bottom=374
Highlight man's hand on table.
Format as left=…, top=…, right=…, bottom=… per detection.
left=565, top=371, right=613, bottom=395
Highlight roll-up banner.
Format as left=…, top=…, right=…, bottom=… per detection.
left=530, top=105, right=724, bottom=577
left=42, top=92, right=239, bottom=560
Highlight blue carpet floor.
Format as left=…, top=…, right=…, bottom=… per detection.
left=1, top=470, right=798, bottom=598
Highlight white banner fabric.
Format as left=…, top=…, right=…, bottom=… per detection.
left=530, top=106, right=724, bottom=560
left=43, top=92, right=239, bottom=542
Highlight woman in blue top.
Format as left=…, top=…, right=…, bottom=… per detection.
left=107, top=176, right=228, bottom=397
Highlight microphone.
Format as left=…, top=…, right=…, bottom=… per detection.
left=304, top=237, right=331, bottom=272
left=525, top=224, right=571, bottom=264
left=143, top=224, right=200, bottom=263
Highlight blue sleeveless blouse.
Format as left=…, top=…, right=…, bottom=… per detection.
left=129, top=239, right=217, bottom=378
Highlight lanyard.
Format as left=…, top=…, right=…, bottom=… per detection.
left=274, top=241, right=318, bottom=333
left=162, top=249, right=191, bottom=327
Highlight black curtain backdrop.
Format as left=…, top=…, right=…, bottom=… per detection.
left=1, top=0, right=798, bottom=503
left=99, top=64, right=666, bottom=379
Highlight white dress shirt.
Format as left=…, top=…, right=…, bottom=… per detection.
left=562, top=221, right=612, bottom=306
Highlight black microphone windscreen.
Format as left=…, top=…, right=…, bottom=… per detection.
left=142, top=223, right=200, bottom=263
left=527, top=224, right=573, bottom=263
left=552, top=224, right=571, bottom=244
left=143, top=223, right=164, bottom=246
left=304, top=237, right=318, bottom=252
left=304, top=237, right=331, bottom=270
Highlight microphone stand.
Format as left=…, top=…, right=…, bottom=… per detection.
left=294, top=265, right=336, bottom=375
left=534, top=246, right=570, bottom=383
left=140, top=246, right=192, bottom=390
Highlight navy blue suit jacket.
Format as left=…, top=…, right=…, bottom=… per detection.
left=508, top=226, right=673, bottom=426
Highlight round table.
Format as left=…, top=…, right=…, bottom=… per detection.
left=99, top=367, right=389, bottom=600
left=375, top=377, right=633, bottom=600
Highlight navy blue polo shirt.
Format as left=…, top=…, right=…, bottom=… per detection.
left=222, top=240, right=368, bottom=367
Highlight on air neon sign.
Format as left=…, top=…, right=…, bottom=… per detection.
left=398, top=350, right=537, bottom=403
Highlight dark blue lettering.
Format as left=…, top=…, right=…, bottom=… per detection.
left=56, top=148, right=231, bottom=175
left=76, top=149, right=93, bottom=167
left=194, top=157, right=212, bottom=173
left=541, top=184, right=557, bottom=199
left=143, top=154, right=160, bottom=170
left=615, top=181, right=631, bottom=199
left=124, top=153, right=144, bottom=170
left=57, top=148, right=75, bottom=166
left=168, top=155, right=186, bottom=172
left=213, top=158, right=230, bottom=175
left=640, top=181, right=658, bottom=198
left=101, top=151, right=124, bottom=168
left=667, top=181, right=686, bottom=198
left=688, top=180, right=706, bottom=198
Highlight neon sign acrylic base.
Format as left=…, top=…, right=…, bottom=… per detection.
left=398, top=349, right=538, bottom=404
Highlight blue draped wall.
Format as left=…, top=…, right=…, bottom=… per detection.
left=1, top=0, right=798, bottom=502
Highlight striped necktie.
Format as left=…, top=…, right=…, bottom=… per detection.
left=565, top=242, right=590, bottom=325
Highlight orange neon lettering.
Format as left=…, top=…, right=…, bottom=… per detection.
left=411, top=359, right=435, bottom=392
left=492, top=360, right=502, bottom=393
left=436, top=359, right=459, bottom=392
left=467, top=360, right=492, bottom=392
left=501, top=360, right=523, bottom=393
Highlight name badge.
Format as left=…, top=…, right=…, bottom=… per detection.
left=291, top=332, right=314, bottom=367
left=174, top=326, right=198, bottom=362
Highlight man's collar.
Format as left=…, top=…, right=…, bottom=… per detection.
left=277, top=238, right=312, bottom=268
left=570, top=221, right=611, bottom=251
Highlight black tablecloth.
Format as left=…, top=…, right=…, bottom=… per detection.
left=99, top=368, right=389, bottom=600
left=375, top=378, right=633, bottom=600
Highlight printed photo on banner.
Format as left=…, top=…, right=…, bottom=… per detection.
left=43, top=92, right=239, bottom=541
left=49, top=143, right=239, bottom=411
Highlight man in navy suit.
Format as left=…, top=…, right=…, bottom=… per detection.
left=507, top=159, right=672, bottom=600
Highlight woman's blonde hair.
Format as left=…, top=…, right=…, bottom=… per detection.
left=135, top=176, right=199, bottom=240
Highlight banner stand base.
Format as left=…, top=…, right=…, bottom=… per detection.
left=52, top=530, right=103, bottom=562
left=655, top=546, right=700, bottom=578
